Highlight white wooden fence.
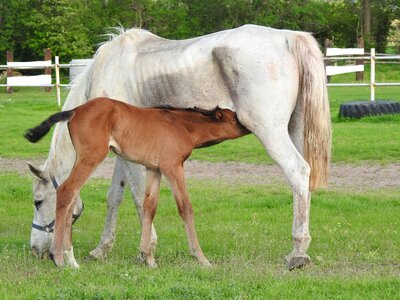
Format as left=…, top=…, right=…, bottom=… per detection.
left=0, top=57, right=91, bottom=106
left=325, top=48, right=400, bottom=101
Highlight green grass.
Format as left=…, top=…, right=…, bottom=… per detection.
left=328, top=85, right=400, bottom=163
left=1, top=86, right=400, bottom=164
left=0, top=88, right=66, bottom=158
left=0, top=86, right=399, bottom=298
left=1, top=173, right=399, bottom=299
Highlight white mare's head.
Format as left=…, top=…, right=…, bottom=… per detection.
left=28, top=163, right=57, bottom=258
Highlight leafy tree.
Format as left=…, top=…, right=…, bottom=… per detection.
left=325, top=0, right=359, bottom=48
left=1, top=0, right=398, bottom=64
left=146, top=0, right=190, bottom=39
left=0, top=1, right=33, bottom=63
left=370, top=0, right=400, bottom=52
left=22, top=0, right=92, bottom=61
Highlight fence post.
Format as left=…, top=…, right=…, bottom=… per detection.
left=44, top=48, right=52, bottom=92
left=370, top=48, right=375, bottom=102
left=356, top=37, right=364, bottom=81
left=55, top=56, right=61, bottom=106
left=6, top=51, right=13, bottom=94
left=324, top=39, right=332, bottom=82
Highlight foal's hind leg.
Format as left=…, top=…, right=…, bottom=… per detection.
left=51, top=150, right=108, bottom=267
left=139, top=168, right=161, bottom=267
left=161, top=164, right=211, bottom=267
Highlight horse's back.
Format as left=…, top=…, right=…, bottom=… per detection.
left=126, top=25, right=300, bottom=109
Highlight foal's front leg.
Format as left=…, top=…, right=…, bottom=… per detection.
left=139, top=168, right=162, bottom=267
left=64, top=198, right=80, bottom=268
left=51, top=182, right=79, bottom=268
left=162, top=164, right=211, bottom=267
left=51, top=154, right=107, bottom=268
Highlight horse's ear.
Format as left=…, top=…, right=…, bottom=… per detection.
left=27, top=162, right=49, bottom=181
left=215, top=111, right=223, bottom=120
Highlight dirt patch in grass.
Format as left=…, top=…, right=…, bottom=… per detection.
left=1, top=157, right=399, bottom=191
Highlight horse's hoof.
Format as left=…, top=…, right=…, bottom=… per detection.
left=67, top=261, right=80, bottom=269
left=285, top=252, right=310, bottom=270
left=89, top=249, right=106, bottom=260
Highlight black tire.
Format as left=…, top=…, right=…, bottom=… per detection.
left=339, top=100, right=400, bottom=118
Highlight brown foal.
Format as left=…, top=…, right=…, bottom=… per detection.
left=25, top=97, right=250, bottom=268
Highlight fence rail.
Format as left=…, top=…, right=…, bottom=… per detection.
left=324, top=48, right=400, bottom=101
left=0, top=56, right=82, bottom=105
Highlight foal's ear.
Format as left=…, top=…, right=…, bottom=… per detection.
left=27, top=162, right=49, bottom=181
left=215, top=111, right=223, bottom=120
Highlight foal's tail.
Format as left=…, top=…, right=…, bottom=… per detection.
left=25, top=110, right=75, bottom=143
left=289, top=33, right=332, bottom=191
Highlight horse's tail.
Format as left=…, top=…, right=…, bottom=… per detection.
left=289, top=33, right=332, bottom=191
left=25, top=110, right=75, bottom=143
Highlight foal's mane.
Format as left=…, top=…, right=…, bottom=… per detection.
left=154, top=105, right=222, bottom=117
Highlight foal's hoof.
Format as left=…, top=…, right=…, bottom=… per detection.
left=49, top=252, right=64, bottom=269
left=137, top=252, right=157, bottom=268
left=199, top=259, right=212, bottom=268
left=285, top=252, right=310, bottom=270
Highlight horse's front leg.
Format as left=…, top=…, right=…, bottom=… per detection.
left=139, top=168, right=161, bottom=267
left=162, top=164, right=211, bottom=267
left=90, top=158, right=126, bottom=259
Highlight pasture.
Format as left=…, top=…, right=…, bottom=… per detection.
left=1, top=86, right=400, bottom=299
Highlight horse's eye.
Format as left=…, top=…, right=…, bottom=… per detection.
left=34, top=200, right=43, bottom=210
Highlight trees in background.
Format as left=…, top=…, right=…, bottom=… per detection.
left=0, top=0, right=399, bottom=64
left=369, top=0, right=400, bottom=53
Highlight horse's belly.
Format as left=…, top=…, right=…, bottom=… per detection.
left=142, top=75, right=231, bottom=109
left=132, top=52, right=233, bottom=110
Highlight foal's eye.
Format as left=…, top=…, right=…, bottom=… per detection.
left=34, top=200, right=43, bottom=210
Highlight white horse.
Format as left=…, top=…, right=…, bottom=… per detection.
left=28, top=24, right=331, bottom=269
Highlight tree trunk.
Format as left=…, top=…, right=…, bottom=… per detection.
left=362, top=0, right=371, bottom=39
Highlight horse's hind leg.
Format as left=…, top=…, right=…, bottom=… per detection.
left=162, top=164, right=211, bottom=267
left=240, top=117, right=311, bottom=269
left=139, top=168, right=161, bottom=267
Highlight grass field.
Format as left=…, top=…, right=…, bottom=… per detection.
left=1, top=174, right=399, bottom=299
left=0, top=85, right=399, bottom=299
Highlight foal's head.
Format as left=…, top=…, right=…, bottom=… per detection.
left=204, top=107, right=250, bottom=137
